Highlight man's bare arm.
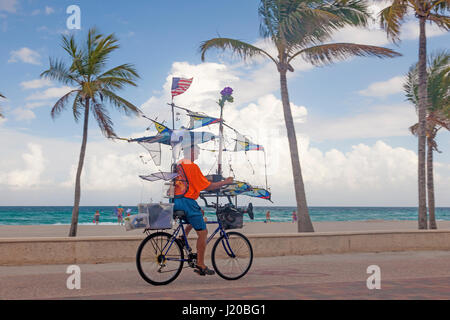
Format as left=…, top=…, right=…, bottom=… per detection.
left=204, top=177, right=234, bottom=191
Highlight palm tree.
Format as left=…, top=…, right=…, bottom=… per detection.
left=0, top=93, right=5, bottom=118
left=405, top=50, right=450, bottom=229
left=380, top=0, right=450, bottom=229
left=41, top=28, right=141, bottom=236
left=200, top=0, right=401, bottom=232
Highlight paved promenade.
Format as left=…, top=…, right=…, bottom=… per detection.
left=1, top=251, right=449, bottom=299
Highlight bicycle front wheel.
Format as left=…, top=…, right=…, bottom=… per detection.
left=211, top=231, right=253, bottom=280
left=136, top=231, right=184, bottom=286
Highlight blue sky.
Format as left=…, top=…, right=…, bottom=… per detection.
left=0, top=0, right=449, bottom=207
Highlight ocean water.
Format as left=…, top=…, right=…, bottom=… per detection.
left=0, top=206, right=449, bottom=225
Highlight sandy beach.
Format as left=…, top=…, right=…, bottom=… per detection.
left=1, top=220, right=449, bottom=238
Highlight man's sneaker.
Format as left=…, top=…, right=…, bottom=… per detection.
left=194, top=265, right=215, bottom=276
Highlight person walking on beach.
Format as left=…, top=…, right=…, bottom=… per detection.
left=174, top=144, right=234, bottom=276
left=292, top=211, right=297, bottom=223
left=265, top=210, right=271, bottom=223
left=94, top=210, right=100, bottom=225
left=116, top=205, right=124, bottom=225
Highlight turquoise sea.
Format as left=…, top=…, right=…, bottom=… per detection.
left=0, top=206, right=449, bottom=225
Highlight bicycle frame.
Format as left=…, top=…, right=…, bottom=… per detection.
left=157, top=218, right=236, bottom=264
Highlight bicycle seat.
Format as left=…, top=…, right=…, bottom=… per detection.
left=173, top=210, right=186, bottom=219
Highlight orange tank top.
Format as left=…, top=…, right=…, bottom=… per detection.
left=174, top=159, right=211, bottom=200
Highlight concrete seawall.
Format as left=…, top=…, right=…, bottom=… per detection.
left=1, top=230, right=449, bottom=266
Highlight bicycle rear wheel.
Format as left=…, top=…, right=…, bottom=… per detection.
left=136, top=231, right=184, bottom=286
left=211, top=231, right=253, bottom=280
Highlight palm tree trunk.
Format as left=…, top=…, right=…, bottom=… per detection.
left=417, top=16, right=428, bottom=230
left=279, top=69, right=314, bottom=232
left=68, top=99, right=90, bottom=237
left=427, top=137, right=437, bottom=229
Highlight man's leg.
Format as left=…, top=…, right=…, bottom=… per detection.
left=195, top=229, right=208, bottom=268
left=185, top=224, right=193, bottom=237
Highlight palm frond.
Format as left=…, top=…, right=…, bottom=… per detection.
left=259, top=0, right=372, bottom=53
left=100, top=89, right=142, bottom=116
left=427, top=50, right=449, bottom=113
left=199, top=38, right=277, bottom=64
left=91, top=102, right=116, bottom=138
left=50, top=89, right=80, bottom=119
left=404, top=50, right=449, bottom=114
left=379, top=0, right=408, bottom=43
left=428, top=12, right=450, bottom=31
left=41, top=58, right=79, bottom=86
left=258, top=0, right=279, bottom=40
left=86, top=31, right=120, bottom=76
left=409, top=122, right=419, bottom=136
left=97, top=77, right=138, bottom=91
left=327, top=0, right=371, bottom=27
left=279, top=7, right=342, bottom=48
left=289, top=42, right=401, bottom=65
left=62, top=34, right=85, bottom=77
left=97, top=63, right=139, bottom=81
left=404, top=64, right=419, bottom=108
left=410, top=110, right=449, bottom=153
left=428, top=0, right=450, bottom=15
left=72, top=91, right=83, bottom=123
left=96, top=63, right=140, bottom=90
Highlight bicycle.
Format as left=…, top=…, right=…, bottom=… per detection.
left=136, top=199, right=254, bottom=286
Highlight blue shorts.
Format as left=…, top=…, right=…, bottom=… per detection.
left=173, top=197, right=206, bottom=231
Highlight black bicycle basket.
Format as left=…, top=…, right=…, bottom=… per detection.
left=217, top=205, right=243, bottom=230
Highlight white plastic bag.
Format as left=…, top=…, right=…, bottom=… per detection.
left=124, top=213, right=149, bottom=231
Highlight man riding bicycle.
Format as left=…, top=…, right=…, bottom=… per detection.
left=173, top=143, right=233, bottom=276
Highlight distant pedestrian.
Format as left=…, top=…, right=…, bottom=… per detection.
left=292, top=211, right=297, bottom=223
left=117, top=205, right=124, bottom=225
left=265, top=210, right=271, bottom=223
left=94, top=210, right=100, bottom=225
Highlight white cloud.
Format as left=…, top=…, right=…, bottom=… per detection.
left=301, top=140, right=420, bottom=205
left=26, top=86, right=76, bottom=101
left=331, top=26, right=391, bottom=46
left=0, top=106, right=448, bottom=206
left=225, top=94, right=307, bottom=134
left=2, top=143, right=46, bottom=189
left=302, top=103, right=417, bottom=141
left=137, top=58, right=296, bottom=124
left=61, top=150, right=146, bottom=191
left=20, top=78, right=53, bottom=89
left=45, top=6, right=54, bottom=15
left=401, top=20, right=448, bottom=40
left=23, top=102, right=48, bottom=109
left=12, top=107, right=35, bottom=121
left=359, top=76, right=405, bottom=97
left=31, top=6, right=55, bottom=16
left=0, top=57, right=449, bottom=206
left=0, top=0, right=17, bottom=13
left=8, top=47, right=41, bottom=65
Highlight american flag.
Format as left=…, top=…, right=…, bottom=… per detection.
left=171, top=77, right=193, bottom=99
